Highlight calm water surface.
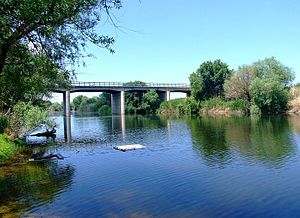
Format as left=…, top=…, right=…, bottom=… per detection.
left=1, top=115, right=300, bottom=217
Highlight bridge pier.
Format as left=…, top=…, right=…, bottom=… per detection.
left=63, top=90, right=71, bottom=117
left=111, top=91, right=125, bottom=115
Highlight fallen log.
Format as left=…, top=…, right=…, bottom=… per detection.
left=28, top=153, right=64, bottom=162
left=31, top=128, right=56, bottom=137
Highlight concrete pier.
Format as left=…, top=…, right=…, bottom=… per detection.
left=158, top=91, right=170, bottom=101
left=111, top=91, right=125, bottom=115
left=63, top=90, right=71, bottom=117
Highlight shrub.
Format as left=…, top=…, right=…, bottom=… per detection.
left=249, top=78, right=290, bottom=114
left=157, top=98, right=190, bottom=115
left=9, top=102, right=53, bottom=136
left=200, top=97, right=247, bottom=113
left=98, top=105, right=112, bottom=116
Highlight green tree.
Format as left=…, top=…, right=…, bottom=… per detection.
left=125, top=81, right=146, bottom=114
left=0, top=48, right=69, bottom=111
left=189, top=60, right=233, bottom=101
left=249, top=57, right=294, bottom=115
left=142, top=89, right=161, bottom=114
left=0, top=0, right=122, bottom=75
left=71, top=95, right=87, bottom=111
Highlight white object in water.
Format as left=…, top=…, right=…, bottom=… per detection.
left=114, top=144, right=145, bottom=152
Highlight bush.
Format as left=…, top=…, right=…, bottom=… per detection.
left=9, top=102, right=54, bottom=136
left=0, top=114, right=8, bottom=133
left=157, top=98, right=190, bottom=115
left=200, top=97, right=247, bottom=113
left=98, top=105, right=112, bottom=116
left=249, top=78, right=290, bottom=114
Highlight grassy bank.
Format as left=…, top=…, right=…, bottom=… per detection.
left=200, top=98, right=247, bottom=116
left=0, top=134, right=22, bottom=165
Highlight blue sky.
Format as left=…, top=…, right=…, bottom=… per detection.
left=53, top=0, right=300, bottom=101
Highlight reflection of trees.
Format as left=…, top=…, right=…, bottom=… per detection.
left=248, top=117, right=295, bottom=164
left=188, top=116, right=295, bottom=167
left=125, top=115, right=168, bottom=130
left=0, top=160, right=74, bottom=216
left=188, top=117, right=231, bottom=167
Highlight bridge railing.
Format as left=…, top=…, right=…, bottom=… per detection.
left=72, top=81, right=190, bottom=88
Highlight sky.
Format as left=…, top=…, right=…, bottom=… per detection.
left=53, top=0, right=300, bottom=102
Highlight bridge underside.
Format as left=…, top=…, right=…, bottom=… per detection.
left=59, top=84, right=190, bottom=116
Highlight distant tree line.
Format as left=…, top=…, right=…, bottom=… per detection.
left=71, top=93, right=112, bottom=116
left=66, top=81, right=162, bottom=115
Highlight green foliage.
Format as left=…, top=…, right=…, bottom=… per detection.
left=0, top=48, right=70, bottom=110
left=142, top=89, right=161, bottom=114
left=0, top=114, right=8, bottom=133
left=125, top=81, right=147, bottom=86
left=224, top=57, right=294, bottom=115
left=200, top=97, right=247, bottom=112
left=0, top=0, right=122, bottom=75
left=71, top=93, right=111, bottom=114
left=253, top=57, right=294, bottom=87
left=50, top=102, right=63, bottom=112
left=157, top=98, right=196, bottom=116
left=186, top=98, right=200, bottom=115
left=189, top=60, right=233, bottom=101
left=0, top=134, right=19, bottom=165
left=98, top=105, right=112, bottom=116
left=9, top=102, right=53, bottom=136
left=249, top=78, right=290, bottom=114
left=126, top=89, right=161, bottom=114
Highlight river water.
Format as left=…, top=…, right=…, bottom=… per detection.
left=1, top=114, right=300, bottom=217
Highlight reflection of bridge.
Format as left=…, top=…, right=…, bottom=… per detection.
left=55, top=81, right=191, bottom=115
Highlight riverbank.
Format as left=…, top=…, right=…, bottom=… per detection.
left=157, top=96, right=300, bottom=117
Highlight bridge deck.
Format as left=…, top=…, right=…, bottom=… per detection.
left=55, top=81, right=191, bottom=93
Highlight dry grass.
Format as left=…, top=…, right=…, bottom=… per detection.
left=287, top=96, right=300, bottom=114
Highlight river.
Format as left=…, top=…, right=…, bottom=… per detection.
left=1, top=114, right=300, bottom=217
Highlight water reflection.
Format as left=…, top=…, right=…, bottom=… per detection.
left=188, top=116, right=296, bottom=167
left=188, top=117, right=232, bottom=167
left=0, top=160, right=74, bottom=217
left=125, top=115, right=168, bottom=130
left=63, top=115, right=71, bottom=143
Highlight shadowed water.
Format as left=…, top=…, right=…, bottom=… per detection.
left=1, top=114, right=300, bottom=217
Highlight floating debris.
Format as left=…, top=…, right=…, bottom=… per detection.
left=113, top=144, right=145, bottom=152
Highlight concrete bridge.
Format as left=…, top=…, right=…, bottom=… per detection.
left=55, top=81, right=191, bottom=116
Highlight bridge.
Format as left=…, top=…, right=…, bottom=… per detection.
left=55, top=81, right=191, bottom=115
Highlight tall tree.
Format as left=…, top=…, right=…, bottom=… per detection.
left=189, top=60, right=232, bottom=101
